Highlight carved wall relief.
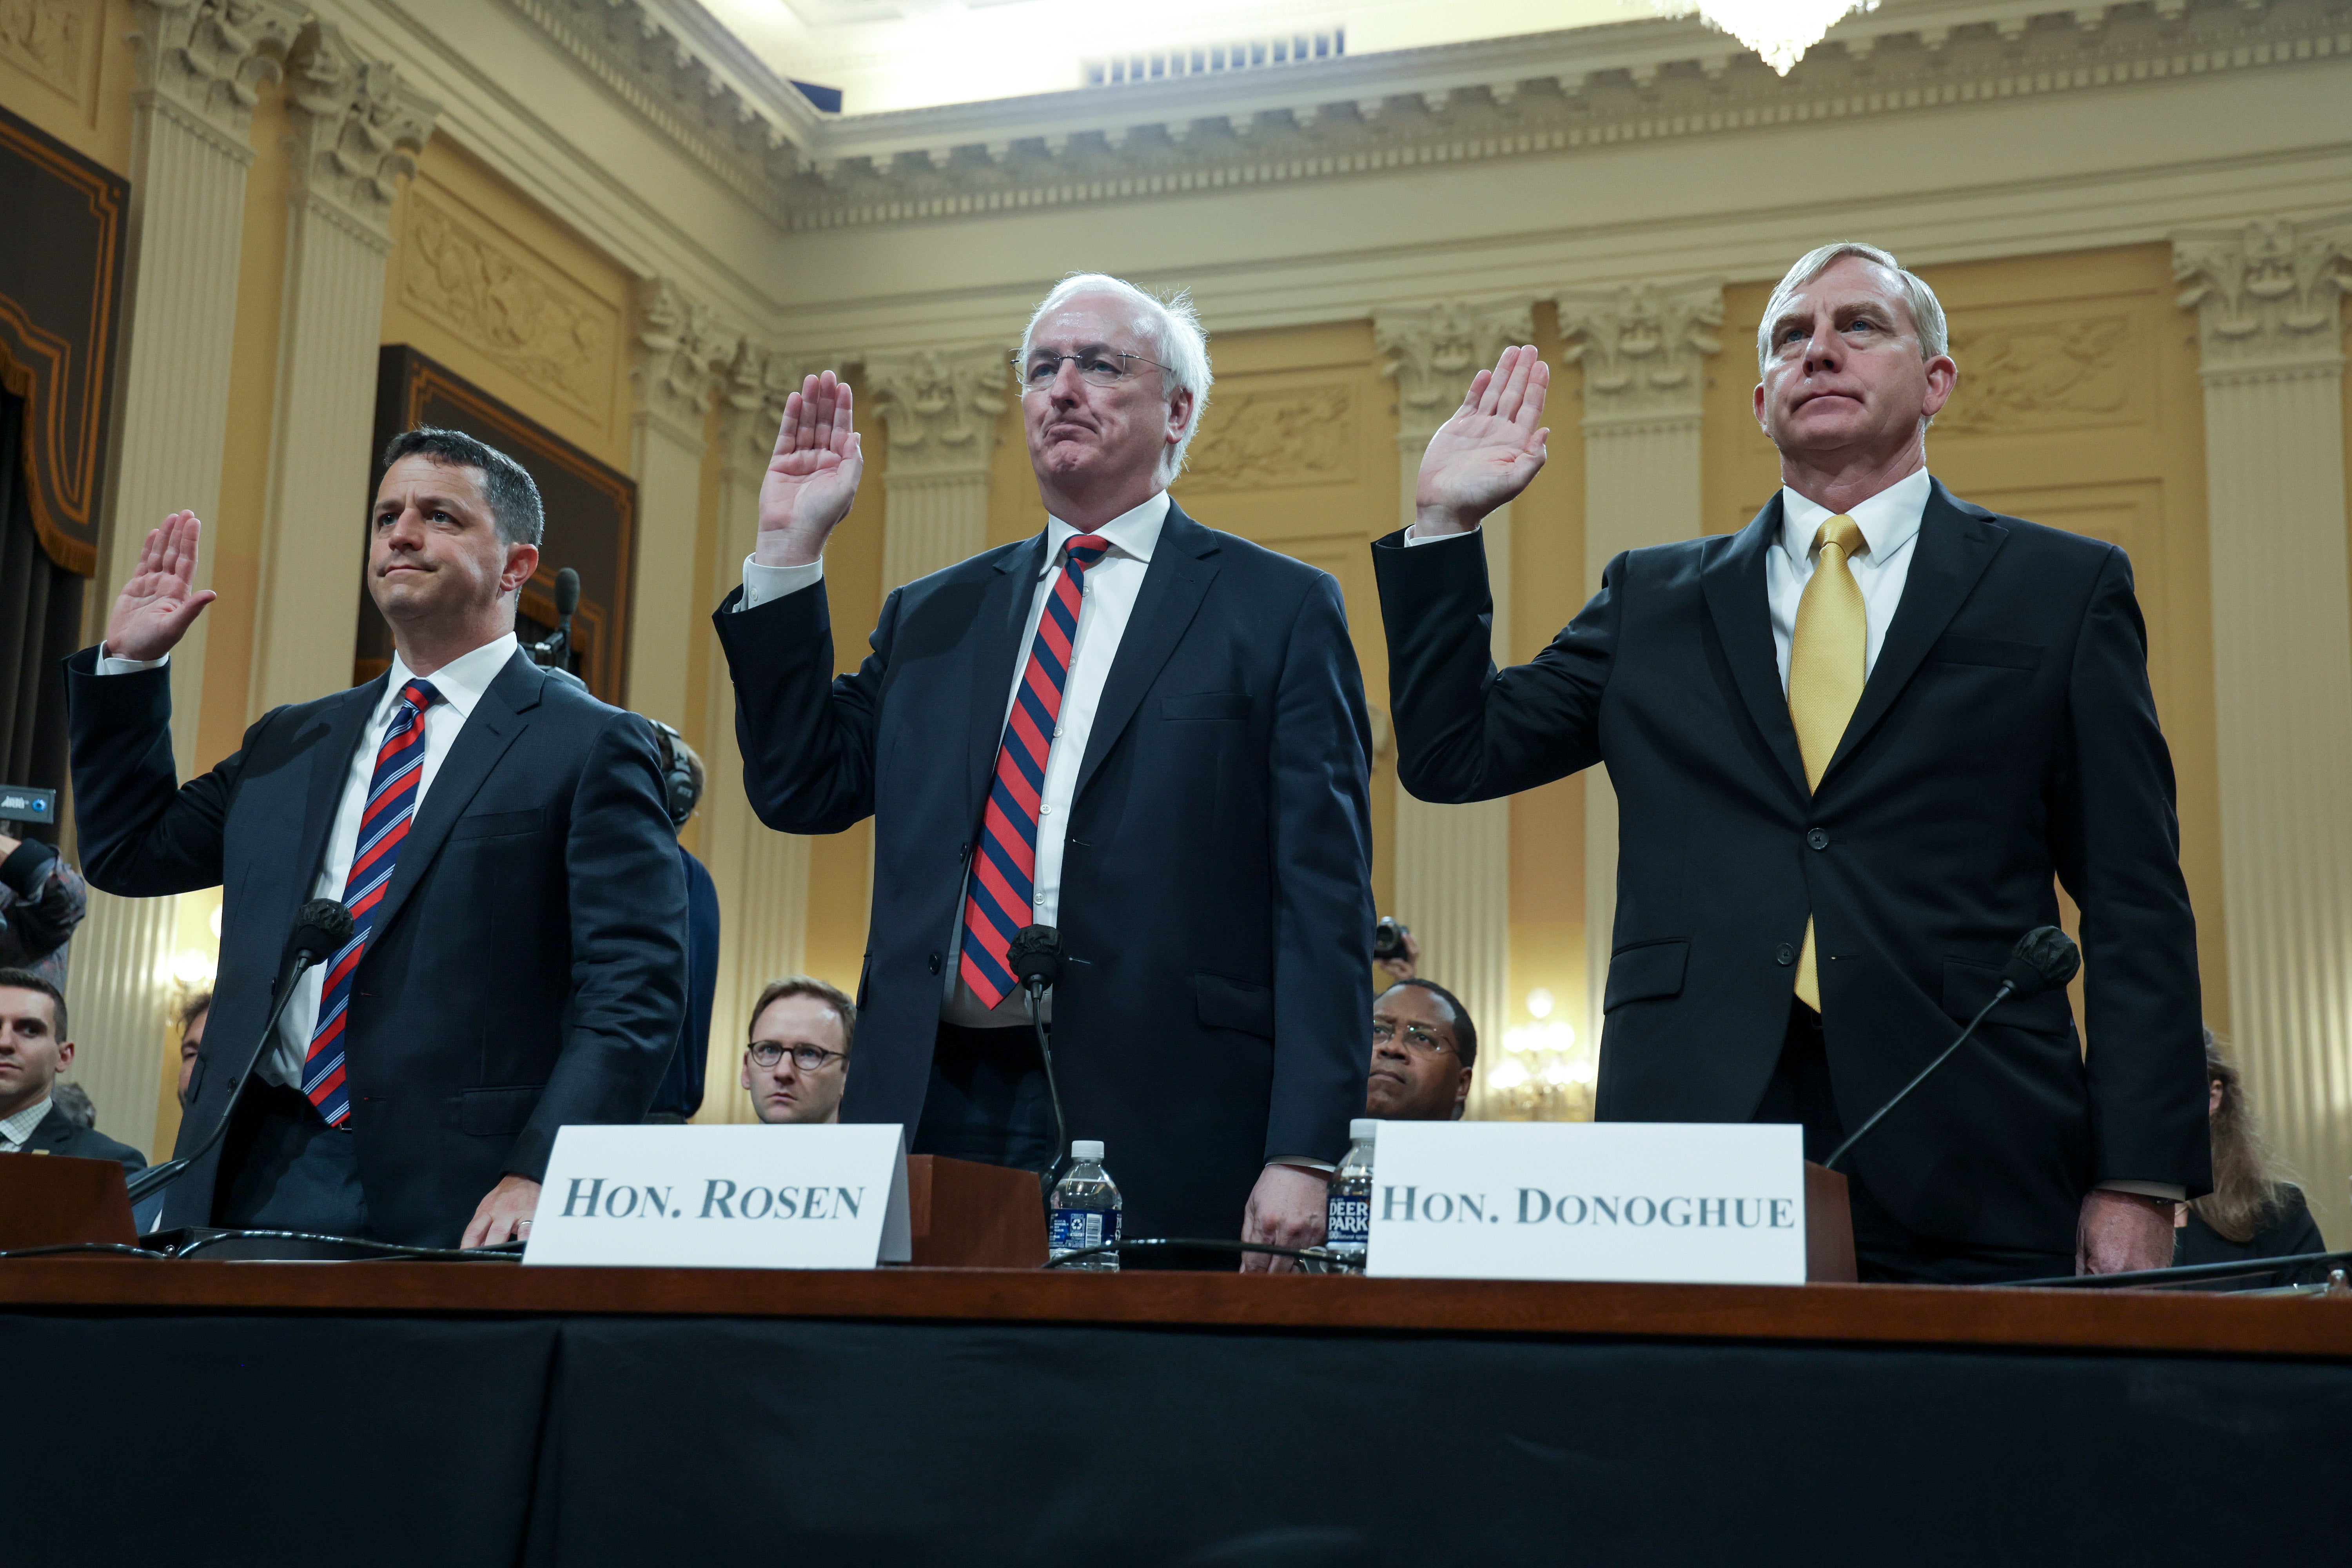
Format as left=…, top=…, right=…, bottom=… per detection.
left=399, top=190, right=616, bottom=424
left=1180, top=383, right=1355, bottom=494
left=0, top=0, right=86, bottom=93
left=1939, top=314, right=2134, bottom=434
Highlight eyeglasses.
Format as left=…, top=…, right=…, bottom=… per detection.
left=1014, top=349, right=1171, bottom=391
left=747, top=1042, right=849, bottom=1072
left=1371, top=1019, right=1455, bottom=1057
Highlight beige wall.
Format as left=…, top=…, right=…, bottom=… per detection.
left=0, top=0, right=134, bottom=174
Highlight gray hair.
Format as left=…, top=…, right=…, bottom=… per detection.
left=379, top=426, right=546, bottom=549
left=1754, top=241, right=1950, bottom=377
left=1020, top=273, right=1213, bottom=485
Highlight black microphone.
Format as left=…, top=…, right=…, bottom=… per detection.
left=125, top=899, right=355, bottom=1208
left=1822, top=925, right=2080, bottom=1173
left=1005, top=925, right=1073, bottom=1187
left=528, top=566, right=581, bottom=671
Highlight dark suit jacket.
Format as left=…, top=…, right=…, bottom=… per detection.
left=2177, top=1186, right=2330, bottom=1288
left=1375, top=480, right=2210, bottom=1253
left=649, top=846, right=719, bottom=1119
left=18, top=1101, right=145, bottom=1174
left=66, top=647, right=687, bottom=1247
left=715, top=501, right=1375, bottom=1241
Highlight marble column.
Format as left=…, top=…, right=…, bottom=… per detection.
left=247, top=21, right=437, bottom=715
left=1373, top=298, right=1534, bottom=1117
left=694, top=338, right=818, bottom=1121
left=2173, top=214, right=2352, bottom=1244
left=866, top=345, right=1009, bottom=599
left=628, top=278, right=728, bottom=726
left=1553, top=279, right=1723, bottom=1078
left=67, top=1, right=308, bottom=1159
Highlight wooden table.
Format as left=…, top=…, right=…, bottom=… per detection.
left=12, top=1262, right=2349, bottom=1566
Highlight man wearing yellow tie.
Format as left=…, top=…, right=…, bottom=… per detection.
left=1371, top=243, right=2208, bottom=1281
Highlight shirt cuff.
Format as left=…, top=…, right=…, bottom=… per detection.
left=1266, top=1156, right=1335, bottom=1176
left=740, top=553, right=823, bottom=610
left=2096, top=1180, right=2186, bottom=1202
left=96, top=644, right=167, bottom=674
left=1403, top=523, right=1478, bottom=547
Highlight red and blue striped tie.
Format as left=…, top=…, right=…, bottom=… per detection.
left=303, top=679, right=440, bottom=1125
left=960, top=535, right=1109, bottom=1009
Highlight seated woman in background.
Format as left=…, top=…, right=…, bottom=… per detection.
left=2177, top=1031, right=2330, bottom=1287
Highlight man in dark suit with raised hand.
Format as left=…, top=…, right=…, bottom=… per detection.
left=69, top=428, right=685, bottom=1248
left=1374, top=243, right=2209, bottom=1281
left=715, top=274, right=1374, bottom=1264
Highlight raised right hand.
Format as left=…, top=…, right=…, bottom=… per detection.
left=105, top=510, right=217, bottom=662
left=1414, top=344, right=1550, bottom=537
left=755, top=371, right=865, bottom=568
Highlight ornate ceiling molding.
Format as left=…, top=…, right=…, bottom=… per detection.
left=499, top=0, right=2350, bottom=239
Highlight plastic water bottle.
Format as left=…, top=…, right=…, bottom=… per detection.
left=1049, top=1140, right=1122, bottom=1271
left=1323, top=1118, right=1376, bottom=1273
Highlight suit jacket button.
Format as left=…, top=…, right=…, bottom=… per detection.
left=927, top=953, right=942, bottom=975
left=1775, top=943, right=1795, bottom=965
left=1806, top=828, right=1830, bottom=850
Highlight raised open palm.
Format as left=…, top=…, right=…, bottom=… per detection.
left=1414, top=344, right=1550, bottom=534
left=756, top=371, right=866, bottom=566
left=105, top=510, right=217, bottom=662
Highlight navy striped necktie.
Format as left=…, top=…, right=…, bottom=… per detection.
left=959, top=535, right=1109, bottom=1008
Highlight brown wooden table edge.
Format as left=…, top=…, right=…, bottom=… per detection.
left=2, top=1260, right=2348, bottom=1360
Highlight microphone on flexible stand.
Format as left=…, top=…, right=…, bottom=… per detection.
left=1822, top=925, right=2081, bottom=1173
left=526, top=567, right=580, bottom=672
left=126, top=899, right=355, bottom=1209
left=1005, top=924, right=1073, bottom=1191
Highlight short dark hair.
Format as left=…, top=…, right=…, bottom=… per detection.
left=378, top=426, right=545, bottom=548
left=176, top=989, right=211, bottom=1033
left=1377, top=977, right=1475, bottom=1069
left=0, top=967, right=66, bottom=1042
left=749, top=976, right=856, bottom=1053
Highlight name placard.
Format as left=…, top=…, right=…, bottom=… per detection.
left=523, top=1124, right=911, bottom=1269
left=1367, top=1122, right=1807, bottom=1284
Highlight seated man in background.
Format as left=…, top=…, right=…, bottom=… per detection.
left=0, top=828, right=87, bottom=989
left=1367, top=978, right=1475, bottom=1122
left=175, top=989, right=209, bottom=1107
left=743, top=977, right=854, bottom=1125
left=0, top=968, right=145, bottom=1173
left=2177, top=1029, right=2329, bottom=1287
left=644, top=720, right=719, bottom=1125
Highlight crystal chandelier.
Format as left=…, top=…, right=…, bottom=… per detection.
left=1484, top=989, right=1596, bottom=1121
left=1646, top=0, right=1880, bottom=75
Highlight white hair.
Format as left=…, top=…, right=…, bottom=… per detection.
left=1020, top=272, right=1213, bottom=485
left=1755, top=241, right=1950, bottom=376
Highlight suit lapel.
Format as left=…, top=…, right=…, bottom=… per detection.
left=1700, top=499, right=1809, bottom=800
left=366, top=652, right=541, bottom=944
left=967, top=532, right=1051, bottom=820
left=1071, top=503, right=1220, bottom=803
left=1823, top=480, right=2007, bottom=786
left=294, top=677, right=387, bottom=896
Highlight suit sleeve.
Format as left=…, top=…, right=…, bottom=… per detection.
left=711, top=579, right=901, bottom=835
left=1371, top=528, right=1618, bottom=804
left=64, top=646, right=254, bottom=897
left=2049, top=546, right=2212, bottom=1197
left=0, top=846, right=85, bottom=962
left=505, top=711, right=689, bottom=1179
left=1263, top=574, right=1379, bottom=1166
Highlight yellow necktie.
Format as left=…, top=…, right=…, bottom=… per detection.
left=1787, top=514, right=1866, bottom=1011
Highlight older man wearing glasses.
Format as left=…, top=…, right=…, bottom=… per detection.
left=713, top=272, right=1375, bottom=1267
left=742, top=976, right=853, bottom=1125
left=1367, top=979, right=1475, bottom=1122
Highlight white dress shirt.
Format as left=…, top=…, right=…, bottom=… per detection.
left=0, top=1095, right=52, bottom=1151
left=741, top=491, right=1170, bottom=1027
left=1412, top=469, right=2180, bottom=1200
left=101, top=633, right=521, bottom=1087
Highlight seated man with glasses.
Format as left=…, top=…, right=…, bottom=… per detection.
left=1367, top=978, right=1475, bottom=1122
left=742, top=976, right=855, bottom=1125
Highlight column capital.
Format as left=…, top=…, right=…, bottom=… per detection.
left=131, top=0, right=307, bottom=153
left=632, top=278, right=736, bottom=444
left=2174, top=214, right=2352, bottom=379
left=866, top=345, right=1011, bottom=482
left=1554, top=278, right=1724, bottom=425
left=283, top=21, right=439, bottom=252
left=1374, top=298, right=1537, bottom=445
